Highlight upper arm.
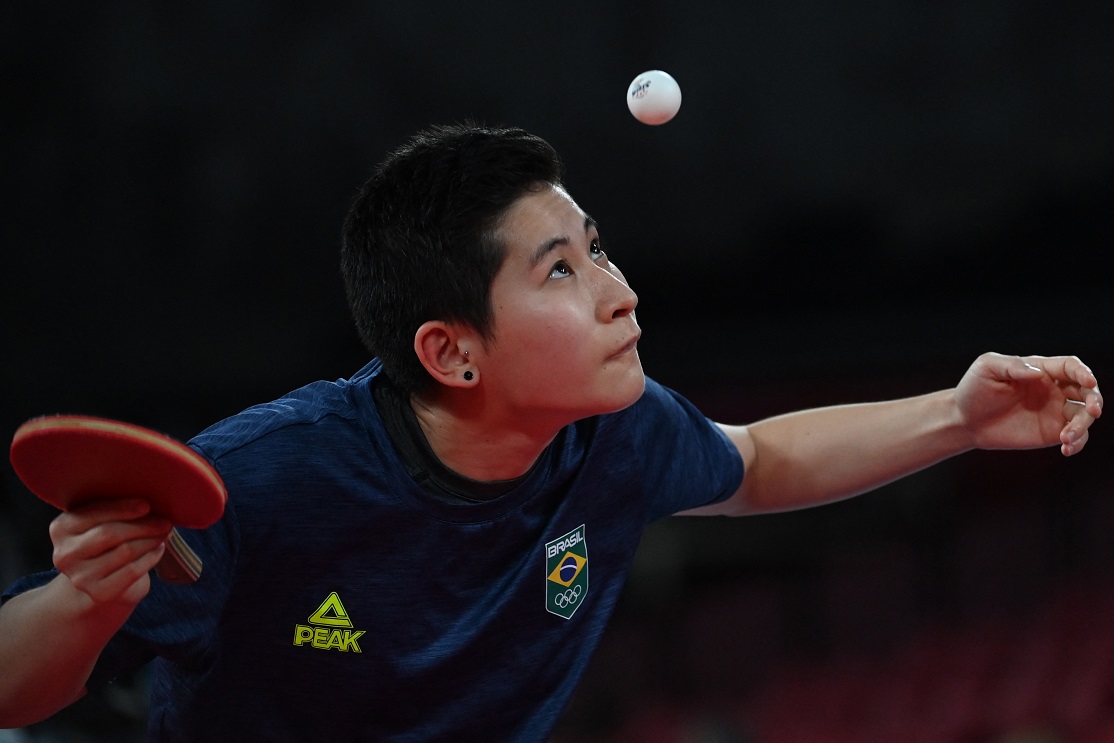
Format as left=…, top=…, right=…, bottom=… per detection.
left=676, top=423, right=755, bottom=517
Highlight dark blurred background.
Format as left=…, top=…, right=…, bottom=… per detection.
left=2, top=2, right=1111, bottom=742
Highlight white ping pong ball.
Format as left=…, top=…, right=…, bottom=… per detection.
left=627, top=70, right=682, bottom=125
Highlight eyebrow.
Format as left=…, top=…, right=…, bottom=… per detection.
left=529, top=215, right=598, bottom=268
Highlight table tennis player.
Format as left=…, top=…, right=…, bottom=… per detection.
left=0, top=123, right=1103, bottom=741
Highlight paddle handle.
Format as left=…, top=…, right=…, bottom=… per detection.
left=155, top=528, right=203, bottom=584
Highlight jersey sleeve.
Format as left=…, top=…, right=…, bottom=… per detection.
left=87, top=499, right=238, bottom=689
left=0, top=488, right=240, bottom=692
left=623, top=377, right=745, bottom=522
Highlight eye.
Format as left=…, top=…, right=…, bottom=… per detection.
left=590, top=239, right=605, bottom=260
left=548, top=260, right=571, bottom=279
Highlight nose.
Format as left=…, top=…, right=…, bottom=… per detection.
left=594, top=261, right=638, bottom=322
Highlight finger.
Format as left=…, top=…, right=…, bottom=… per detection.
left=51, top=498, right=155, bottom=539
left=1084, top=382, right=1104, bottom=417
left=59, top=496, right=170, bottom=530
left=52, top=508, right=173, bottom=544
left=1055, top=379, right=1104, bottom=419
left=1061, top=427, right=1090, bottom=457
left=1054, top=380, right=1091, bottom=401
left=1063, top=398, right=1088, bottom=417
left=67, top=497, right=155, bottom=524
left=987, top=354, right=1043, bottom=381
left=1060, top=399, right=1096, bottom=455
left=51, top=512, right=173, bottom=568
left=1026, top=355, right=1099, bottom=389
left=1024, top=355, right=1103, bottom=416
left=63, top=538, right=167, bottom=605
left=54, top=523, right=170, bottom=570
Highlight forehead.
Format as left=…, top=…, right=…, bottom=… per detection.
left=496, top=184, right=589, bottom=260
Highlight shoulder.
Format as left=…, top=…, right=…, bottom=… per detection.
left=596, top=375, right=745, bottom=520
left=607, top=375, right=710, bottom=433
left=189, top=360, right=382, bottom=462
left=589, top=375, right=728, bottom=461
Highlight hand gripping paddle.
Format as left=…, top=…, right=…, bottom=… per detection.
left=10, top=415, right=227, bottom=584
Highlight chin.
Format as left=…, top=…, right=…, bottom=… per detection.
left=598, top=366, right=647, bottom=415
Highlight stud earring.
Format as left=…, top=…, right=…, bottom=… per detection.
left=463, top=371, right=474, bottom=381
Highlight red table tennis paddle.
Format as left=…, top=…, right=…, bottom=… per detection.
left=9, top=415, right=227, bottom=584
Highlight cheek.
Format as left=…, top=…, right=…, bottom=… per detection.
left=519, top=319, right=591, bottom=370
left=495, top=305, right=594, bottom=373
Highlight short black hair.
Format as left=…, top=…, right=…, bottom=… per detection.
left=341, top=122, right=565, bottom=394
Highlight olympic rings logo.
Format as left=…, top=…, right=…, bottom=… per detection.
left=553, top=584, right=583, bottom=609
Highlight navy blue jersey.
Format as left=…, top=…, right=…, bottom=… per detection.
left=4, top=361, right=743, bottom=742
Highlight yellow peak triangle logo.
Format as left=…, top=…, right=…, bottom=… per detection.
left=293, top=592, right=366, bottom=653
left=308, top=591, right=353, bottom=628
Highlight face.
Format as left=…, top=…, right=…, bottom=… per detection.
left=477, top=184, right=644, bottom=426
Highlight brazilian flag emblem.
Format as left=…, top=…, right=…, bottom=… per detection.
left=545, top=524, right=588, bottom=619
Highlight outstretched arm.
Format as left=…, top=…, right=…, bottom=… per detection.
left=686, top=353, right=1102, bottom=517
left=0, top=499, right=170, bottom=727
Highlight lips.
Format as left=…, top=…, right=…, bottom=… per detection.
left=609, top=332, right=641, bottom=359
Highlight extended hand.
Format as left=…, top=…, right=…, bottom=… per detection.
left=49, top=498, right=172, bottom=607
left=955, top=352, right=1102, bottom=456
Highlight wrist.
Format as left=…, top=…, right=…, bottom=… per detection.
left=52, top=572, right=144, bottom=630
left=932, top=388, right=978, bottom=454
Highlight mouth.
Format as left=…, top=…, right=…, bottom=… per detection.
left=608, top=332, right=641, bottom=360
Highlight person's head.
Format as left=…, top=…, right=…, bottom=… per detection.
left=341, top=122, right=565, bottom=395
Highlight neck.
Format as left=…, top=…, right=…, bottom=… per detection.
left=408, top=387, right=562, bottom=482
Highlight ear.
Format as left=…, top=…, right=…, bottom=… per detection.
left=413, top=321, right=477, bottom=388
